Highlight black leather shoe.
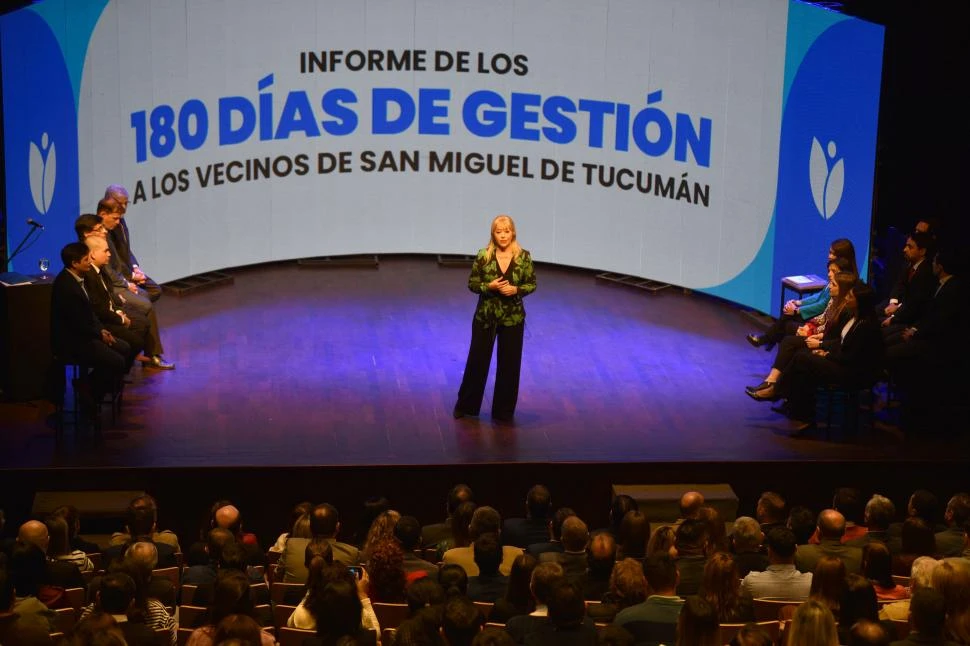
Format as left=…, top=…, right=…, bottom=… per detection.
left=746, top=384, right=781, bottom=402
left=147, top=356, right=175, bottom=370
left=746, top=381, right=770, bottom=394
left=746, top=333, right=767, bottom=348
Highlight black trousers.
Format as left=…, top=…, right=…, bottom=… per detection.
left=113, top=285, right=163, bottom=354
left=456, top=322, right=524, bottom=419
left=777, top=352, right=849, bottom=421
left=764, top=313, right=802, bottom=344
left=772, top=335, right=810, bottom=371
left=73, top=337, right=130, bottom=401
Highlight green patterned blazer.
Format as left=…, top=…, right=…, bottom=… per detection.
left=467, top=248, right=537, bottom=328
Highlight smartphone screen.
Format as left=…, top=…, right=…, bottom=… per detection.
left=348, top=565, right=363, bottom=580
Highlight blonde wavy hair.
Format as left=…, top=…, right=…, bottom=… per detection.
left=484, top=214, right=522, bottom=262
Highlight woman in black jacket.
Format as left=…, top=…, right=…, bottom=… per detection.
left=750, top=281, right=884, bottom=432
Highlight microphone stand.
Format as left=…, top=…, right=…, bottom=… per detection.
left=5, top=224, right=43, bottom=269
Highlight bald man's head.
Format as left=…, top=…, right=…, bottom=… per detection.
left=125, top=541, right=159, bottom=570
left=214, top=505, right=242, bottom=535
left=679, top=492, right=705, bottom=519
left=18, top=520, right=50, bottom=554
left=817, top=509, right=846, bottom=540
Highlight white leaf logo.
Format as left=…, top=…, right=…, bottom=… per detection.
left=808, top=137, right=844, bottom=220
left=28, top=132, right=57, bottom=216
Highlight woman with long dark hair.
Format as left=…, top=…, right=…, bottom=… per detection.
left=862, top=542, right=909, bottom=600
left=45, top=515, right=94, bottom=572
left=616, top=511, right=650, bottom=561
left=454, top=214, right=537, bottom=423
left=894, top=516, right=937, bottom=576
left=809, top=557, right=846, bottom=620
left=676, top=596, right=721, bottom=646
left=489, top=553, right=537, bottom=623
left=749, top=280, right=884, bottom=432
left=746, top=269, right=856, bottom=396
left=747, top=238, right=858, bottom=349
left=434, top=501, right=477, bottom=561
left=699, top=553, right=753, bottom=623
left=305, top=579, right=379, bottom=645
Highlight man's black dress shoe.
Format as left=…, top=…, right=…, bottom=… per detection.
left=746, top=333, right=767, bottom=348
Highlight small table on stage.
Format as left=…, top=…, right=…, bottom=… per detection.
left=780, top=274, right=827, bottom=315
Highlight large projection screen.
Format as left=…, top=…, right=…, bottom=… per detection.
left=2, top=0, right=883, bottom=314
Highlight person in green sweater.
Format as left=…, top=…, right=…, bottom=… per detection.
left=747, top=238, right=858, bottom=350
left=454, top=215, right=537, bottom=422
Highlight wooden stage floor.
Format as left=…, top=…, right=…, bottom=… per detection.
left=1, top=256, right=966, bottom=470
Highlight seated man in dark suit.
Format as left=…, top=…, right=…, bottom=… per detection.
left=613, top=553, right=684, bottom=646
left=51, top=242, right=130, bottom=414
left=540, top=516, right=589, bottom=587
left=795, top=509, right=863, bottom=574
left=673, top=520, right=708, bottom=596
left=421, top=484, right=474, bottom=549
left=526, top=508, right=575, bottom=558
left=107, top=495, right=181, bottom=552
left=93, top=201, right=173, bottom=370
left=503, top=485, right=554, bottom=549
left=394, top=516, right=438, bottom=578
left=882, top=231, right=937, bottom=343
left=582, top=532, right=615, bottom=601
left=183, top=528, right=234, bottom=586
left=17, top=521, right=86, bottom=591
left=102, top=506, right=178, bottom=569
left=505, top=562, right=565, bottom=643
left=935, top=494, right=970, bottom=558
left=524, top=581, right=597, bottom=646
left=847, top=495, right=900, bottom=553
left=83, top=235, right=150, bottom=369
left=467, top=533, right=509, bottom=602
left=104, top=185, right=162, bottom=302
left=730, top=516, right=768, bottom=576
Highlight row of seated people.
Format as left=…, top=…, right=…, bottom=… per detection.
left=4, top=486, right=970, bottom=645
left=743, top=224, right=967, bottom=434
left=3, top=525, right=966, bottom=645
left=50, top=185, right=175, bottom=422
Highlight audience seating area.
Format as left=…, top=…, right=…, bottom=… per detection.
left=2, top=485, right=970, bottom=646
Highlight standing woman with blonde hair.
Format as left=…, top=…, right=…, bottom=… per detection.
left=454, top=214, right=536, bottom=422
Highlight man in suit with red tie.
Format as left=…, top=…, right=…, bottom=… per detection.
left=51, top=243, right=130, bottom=415
left=882, top=231, right=937, bottom=343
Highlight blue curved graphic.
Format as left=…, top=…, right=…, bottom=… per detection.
left=772, top=17, right=883, bottom=306
left=1, top=9, right=80, bottom=273
left=29, top=0, right=110, bottom=110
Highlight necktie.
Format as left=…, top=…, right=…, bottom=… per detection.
left=907, top=265, right=915, bottom=282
